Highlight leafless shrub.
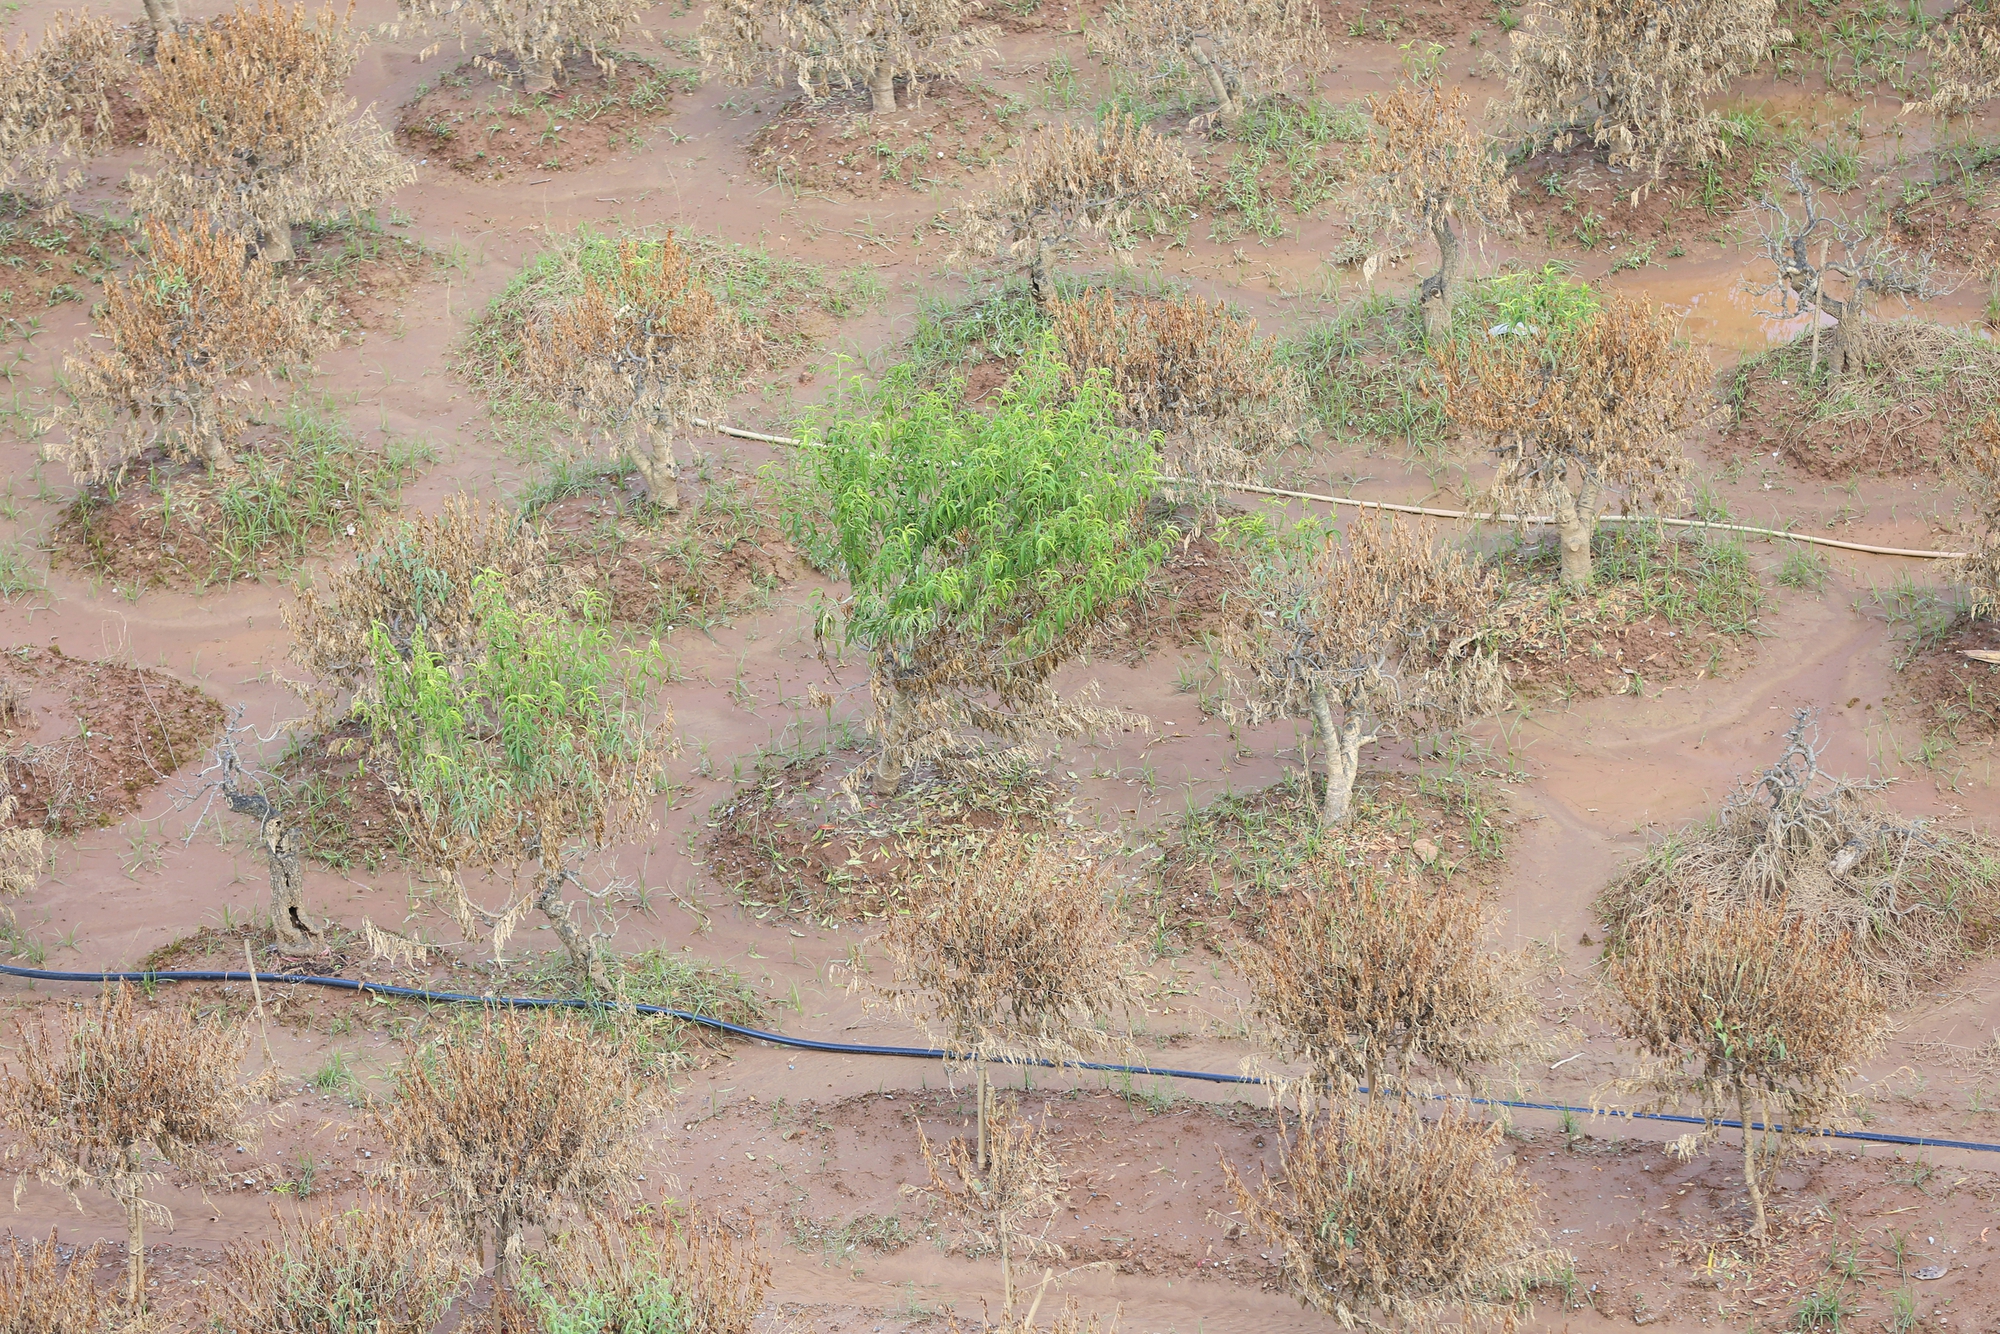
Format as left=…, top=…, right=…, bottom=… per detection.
left=1, top=982, right=265, bottom=1307
left=511, top=232, right=762, bottom=510
left=1087, top=0, right=1330, bottom=128
left=0, top=1231, right=116, bottom=1334
left=0, top=796, right=44, bottom=899
left=515, top=1211, right=770, bottom=1333
left=1242, top=862, right=1542, bottom=1097
left=1346, top=77, right=1515, bottom=342
left=374, top=1009, right=648, bottom=1284
left=176, top=717, right=325, bottom=953
left=43, top=215, right=334, bottom=486
left=954, top=112, right=1196, bottom=308
left=1224, top=514, right=1502, bottom=826
left=0, top=11, right=129, bottom=210
left=207, top=1203, right=478, bottom=1334
left=1598, top=709, right=2000, bottom=997
left=1749, top=162, right=1952, bottom=380
left=1505, top=0, right=1788, bottom=183
left=700, top=0, right=987, bottom=113
left=1601, top=900, right=1888, bottom=1237
left=878, top=832, right=1145, bottom=1165
left=1440, top=291, right=1712, bottom=589
left=1909, top=3, right=2000, bottom=118
left=920, top=1103, right=1066, bottom=1324
left=1050, top=288, right=1305, bottom=482
left=398, top=0, right=653, bottom=93
left=132, top=1, right=412, bottom=261
left=1225, top=1097, right=1550, bottom=1331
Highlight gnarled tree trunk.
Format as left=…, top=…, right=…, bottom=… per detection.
left=1550, top=475, right=1602, bottom=591
left=867, top=58, right=897, bottom=113
left=1188, top=44, right=1242, bottom=126
left=141, top=0, right=182, bottom=40
left=1309, top=688, right=1368, bottom=826
left=1418, top=207, right=1462, bottom=345
left=632, top=432, right=681, bottom=511
left=535, top=860, right=613, bottom=995
left=1026, top=237, right=1052, bottom=309
left=225, top=785, right=324, bottom=953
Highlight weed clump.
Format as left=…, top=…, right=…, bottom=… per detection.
left=0, top=1231, right=116, bottom=1334
left=209, top=1203, right=479, bottom=1334
left=507, top=1213, right=771, bottom=1334
left=701, top=0, right=988, bottom=114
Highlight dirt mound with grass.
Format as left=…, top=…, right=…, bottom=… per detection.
left=1898, top=618, right=2000, bottom=740
left=745, top=82, right=1014, bottom=198
left=0, top=647, right=222, bottom=834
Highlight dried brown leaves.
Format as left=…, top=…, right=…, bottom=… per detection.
left=0, top=1232, right=116, bottom=1334
left=920, top=1104, right=1067, bottom=1321
left=700, top=0, right=988, bottom=114
left=1088, top=0, right=1330, bottom=125
left=133, top=1, right=412, bottom=261
left=1226, top=1097, right=1550, bottom=1332
left=0, top=11, right=129, bottom=210
left=1911, top=3, right=2000, bottom=118
left=527, top=1212, right=772, bottom=1334
left=397, top=0, right=651, bottom=92
left=210, top=1203, right=479, bottom=1334
left=0, top=796, right=43, bottom=899
left=44, top=215, right=334, bottom=486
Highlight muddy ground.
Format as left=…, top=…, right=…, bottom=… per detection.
left=2, top=0, right=2000, bottom=1330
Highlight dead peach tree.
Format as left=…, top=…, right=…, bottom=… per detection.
left=1505, top=0, right=1787, bottom=181
left=1441, top=291, right=1712, bottom=589
left=877, top=833, right=1144, bottom=1172
left=1225, top=1098, right=1550, bottom=1332
left=1346, top=77, right=1515, bottom=342
left=1225, top=515, right=1502, bottom=827
left=0, top=1232, right=117, bottom=1334
left=43, top=216, right=333, bottom=486
left=0, top=12, right=129, bottom=209
left=1243, top=863, right=1541, bottom=1098
left=208, top=1203, right=478, bottom=1334
left=375, top=1010, right=648, bottom=1284
left=1049, top=289, right=1306, bottom=481
left=398, top=0, right=653, bottom=93
left=1910, top=4, right=2000, bottom=117
left=132, top=0, right=413, bottom=262
left=1087, top=0, right=1330, bottom=128
left=1750, top=163, right=1950, bottom=380
left=799, top=338, right=1163, bottom=797
left=955, top=111, right=1195, bottom=308
left=920, top=1104, right=1067, bottom=1324
left=700, top=0, right=987, bottom=113
left=1602, top=903, right=1888, bottom=1238
left=175, top=712, right=327, bottom=954
left=1, top=983, right=265, bottom=1308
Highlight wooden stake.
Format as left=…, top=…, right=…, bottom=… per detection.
left=245, top=939, right=275, bottom=1070
left=1808, top=236, right=1830, bottom=376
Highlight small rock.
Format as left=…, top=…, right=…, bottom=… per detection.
left=1412, top=838, right=1440, bottom=866
left=1913, top=1264, right=1948, bottom=1280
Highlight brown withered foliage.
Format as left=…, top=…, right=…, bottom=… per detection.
left=1087, top=0, right=1330, bottom=128
left=374, top=1009, right=648, bottom=1285
left=1225, top=1097, right=1551, bottom=1332
left=397, top=0, right=653, bottom=93
left=1598, top=709, right=2000, bottom=999
left=132, top=1, right=413, bottom=261
left=1505, top=0, right=1788, bottom=183
left=1050, top=289, right=1304, bottom=482
left=1440, top=292, right=1712, bottom=589
left=1601, top=901, right=1889, bottom=1238
left=512, top=233, right=762, bottom=510
left=1959, top=414, right=2000, bottom=617
left=1346, top=77, right=1515, bottom=342
left=1225, top=515, right=1503, bottom=826
left=920, top=1104, right=1067, bottom=1323
left=1242, top=862, right=1542, bottom=1097
left=1750, top=163, right=1951, bottom=380
left=955, top=111, right=1196, bottom=308
left=1910, top=2, right=2000, bottom=118
left=209, top=1203, right=478, bottom=1334
left=0, top=1232, right=117, bottom=1334
left=0, top=11, right=130, bottom=209
left=43, top=215, right=334, bottom=486
left=512, top=1212, right=771, bottom=1334
left=1, top=982, right=266, bottom=1307
left=0, top=796, right=44, bottom=899
left=700, top=0, right=988, bottom=114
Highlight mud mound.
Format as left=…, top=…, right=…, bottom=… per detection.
left=1900, top=619, right=2000, bottom=740
left=747, top=82, right=1013, bottom=199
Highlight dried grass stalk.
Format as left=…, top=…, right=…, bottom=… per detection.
left=700, top=0, right=987, bottom=114
left=1, top=982, right=264, bottom=1306
left=1960, top=414, right=2000, bottom=617
left=43, top=215, right=334, bottom=487
left=1909, top=3, right=2000, bottom=118
left=1225, top=1097, right=1551, bottom=1332
left=373, top=1009, right=648, bottom=1285
left=0, top=11, right=130, bottom=210
left=1243, top=863, right=1543, bottom=1096
left=0, top=796, right=44, bottom=898
left=1505, top=0, right=1788, bottom=181
left=396, top=0, right=651, bottom=93
left=208, top=1203, right=478, bottom=1333
left=1598, top=709, right=2000, bottom=998
left=1088, top=0, right=1330, bottom=127
left=0, top=1231, right=116, bottom=1334
left=518, top=1211, right=770, bottom=1334
left=920, top=1104, right=1066, bottom=1323
left=132, top=0, right=413, bottom=261
left=1601, top=900, right=1889, bottom=1237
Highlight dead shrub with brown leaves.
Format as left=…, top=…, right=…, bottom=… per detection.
left=0, top=11, right=129, bottom=209
left=501, top=1211, right=770, bottom=1334
left=1601, top=901, right=1889, bottom=1238
left=1441, top=291, right=1712, bottom=590
left=1243, top=862, right=1542, bottom=1097
left=132, top=1, right=413, bottom=261
left=43, top=215, right=334, bottom=487
left=955, top=112, right=1195, bottom=308
left=700, top=0, right=987, bottom=114
left=1225, top=515, right=1503, bottom=826
left=374, top=1010, right=648, bottom=1285
left=399, top=0, right=653, bottom=93
left=920, top=1103, right=1067, bottom=1324
left=1088, top=0, right=1329, bottom=128
left=1050, top=289, right=1304, bottom=482
left=0, top=1232, right=117, bottom=1334
left=0, top=795, right=43, bottom=898
left=208, top=1203, right=478, bottom=1334
left=1505, top=0, right=1788, bottom=182
left=1347, top=77, right=1515, bottom=342
left=1226, top=1097, right=1550, bottom=1332
left=1910, top=3, right=2000, bottom=118
left=0, top=982, right=265, bottom=1307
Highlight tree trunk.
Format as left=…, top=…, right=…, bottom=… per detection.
left=262, top=815, right=324, bottom=953
left=1000, top=1216, right=1015, bottom=1319
left=1309, top=689, right=1366, bottom=826
left=141, top=0, right=182, bottom=39
left=1738, top=1083, right=1768, bottom=1238
left=256, top=220, right=294, bottom=264
left=535, top=862, right=612, bottom=994
left=1419, top=209, right=1462, bottom=344
left=1827, top=301, right=1867, bottom=378
left=1551, top=478, right=1599, bottom=591
left=522, top=54, right=558, bottom=96
left=1189, top=45, right=1240, bottom=126
left=122, top=1181, right=145, bottom=1307
left=867, top=59, right=897, bottom=113
left=632, top=433, right=680, bottom=512
left=1027, top=238, right=1051, bottom=309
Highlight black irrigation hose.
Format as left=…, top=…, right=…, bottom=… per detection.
left=5, top=962, right=1999, bottom=1156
